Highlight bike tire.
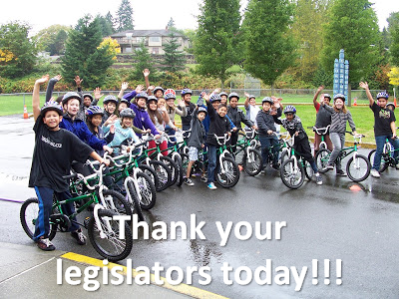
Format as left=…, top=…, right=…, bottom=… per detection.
left=20, top=198, right=57, bottom=241
left=243, top=148, right=263, bottom=176
left=135, top=171, right=157, bottom=210
left=368, top=149, right=389, bottom=173
left=304, top=160, right=313, bottom=181
left=88, top=209, right=133, bottom=262
left=143, top=160, right=172, bottom=192
left=180, top=153, right=190, bottom=179
left=346, top=154, right=371, bottom=182
left=280, top=149, right=289, bottom=165
left=216, top=157, right=240, bottom=188
left=315, top=149, right=331, bottom=173
left=280, top=158, right=305, bottom=189
left=126, top=180, right=145, bottom=221
left=102, top=190, right=133, bottom=216
left=159, top=156, right=179, bottom=186
left=139, top=165, right=160, bottom=192
left=172, top=154, right=184, bottom=187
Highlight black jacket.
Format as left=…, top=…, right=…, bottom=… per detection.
left=227, top=106, right=253, bottom=130
left=188, top=107, right=206, bottom=149
left=256, top=108, right=282, bottom=137
left=206, top=101, right=231, bottom=146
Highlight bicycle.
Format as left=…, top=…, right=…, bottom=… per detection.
left=309, top=125, right=331, bottom=151
left=20, top=164, right=134, bottom=262
left=368, top=137, right=399, bottom=172
left=315, top=132, right=371, bottom=182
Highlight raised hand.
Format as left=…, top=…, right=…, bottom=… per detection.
left=136, top=85, right=144, bottom=93
left=147, top=85, right=155, bottom=92
left=54, top=75, right=62, bottom=82
left=110, top=124, right=115, bottom=134
left=93, top=87, right=104, bottom=100
left=143, top=69, right=150, bottom=77
left=317, top=85, right=324, bottom=93
left=244, top=92, right=250, bottom=98
left=213, top=88, right=221, bottom=94
left=36, top=74, right=49, bottom=85
left=359, top=82, right=369, bottom=90
left=121, top=82, right=129, bottom=91
left=74, top=75, right=83, bottom=86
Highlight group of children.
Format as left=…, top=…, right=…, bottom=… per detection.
left=28, top=70, right=398, bottom=251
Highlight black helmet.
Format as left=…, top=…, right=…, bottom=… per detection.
left=62, top=92, right=82, bottom=106
left=120, top=108, right=136, bottom=119
left=219, top=92, right=228, bottom=98
left=40, top=101, right=63, bottom=117
left=228, top=92, right=240, bottom=101
left=323, top=94, right=331, bottom=100
left=262, top=97, right=273, bottom=105
left=120, top=98, right=131, bottom=106
left=334, top=94, right=346, bottom=101
left=181, top=88, right=192, bottom=96
left=386, top=102, right=395, bottom=111
left=210, top=94, right=222, bottom=103
left=153, top=86, right=164, bottom=95
left=135, top=92, right=149, bottom=100
left=283, top=105, right=296, bottom=114
left=198, top=107, right=208, bottom=115
left=82, top=93, right=93, bottom=102
left=147, top=96, right=158, bottom=104
left=103, top=95, right=118, bottom=105
left=164, top=92, right=176, bottom=100
left=86, top=105, right=104, bottom=116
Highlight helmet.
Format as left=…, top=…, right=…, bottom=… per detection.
left=120, top=108, right=136, bottom=119
left=376, top=91, right=389, bottom=100
left=228, top=92, right=240, bottom=101
left=386, top=102, right=395, bottom=110
left=82, top=93, right=93, bottom=102
left=164, top=92, right=176, bottom=100
left=103, top=95, right=118, bottom=105
left=210, top=94, right=222, bottom=102
left=323, top=94, right=331, bottom=100
left=153, top=86, right=164, bottom=95
left=40, top=101, right=63, bottom=117
left=147, top=96, right=158, bottom=104
left=120, top=98, right=131, bottom=106
left=62, top=92, right=82, bottom=106
left=198, top=107, right=208, bottom=115
left=86, top=105, right=104, bottom=116
left=334, top=94, right=345, bottom=101
left=283, top=105, right=296, bottom=115
left=248, top=94, right=256, bottom=100
left=262, top=97, right=273, bottom=104
left=181, top=88, right=192, bottom=96
left=135, top=92, right=149, bottom=100
left=219, top=92, right=228, bottom=98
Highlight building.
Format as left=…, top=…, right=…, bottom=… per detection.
left=110, top=29, right=190, bottom=55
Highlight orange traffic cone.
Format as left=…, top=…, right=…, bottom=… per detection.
left=353, top=97, right=357, bottom=106
left=23, top=105, right=29, bottom=119
left=394, top=97, right=398, bottom=108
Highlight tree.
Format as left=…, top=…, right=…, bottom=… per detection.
left=242, top=0, right=296, bottom=87
left=61, top=15, right=114, bottom=88
left=130, top=42, right=157, bottom=81
left=320, top=0, right=380, bottom=85
left=105, top=11, right=117, bottom=33
left=95, top=14, right=114, bottom=37
left=98, top=38, right=121, bottom=60
left=35, top=25, right=70, bottom=54
left=116, top=0, right=134, bottom=32
left=48, top=29, right=68, bottom=55
left=166, top=18, right=176, bottom=30
left=161, top=32, right=186, bottom=73
left=192, top=0, right=242, bottom=88
left=0, top=21, right=37, bottom=78
left=387, top=12, right=399, bottom=66
left=387, top=67, right=399, bottom=86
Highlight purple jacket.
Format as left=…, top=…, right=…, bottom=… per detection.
left=122, top=90, right=137, bottom=102
left=129, top=103, right=158, bottom=137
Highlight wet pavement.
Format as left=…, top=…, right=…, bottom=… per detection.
left=0, top=116, right=398, bottom=299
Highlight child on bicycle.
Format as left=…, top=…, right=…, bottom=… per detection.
left=274, top=105, right=323, bottom=185
left=245, top=93, right=261, bottom=124
left=360, top=82, right=398, bottom=177
left=256, top=97, right=282, bottom=171
left=30, top=76, right=108, bottom=251
left=321, top=94, right=358, bottom=176
left=180, top=89, right=196, bottom=131
left=184, top=107, right=207, bottom=186
left=101, top=95, right=119, bottom=126
left=312, top=86, right=333, bottom=155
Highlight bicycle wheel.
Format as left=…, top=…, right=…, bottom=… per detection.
left=368, top=149, right=389, bottom=173
left=171, top=154, right=184, bottom=187
left=216, top=157, right=240, bottom=188
left=143, top=160, right=171, bottom=192
left=304, top=160, right=313, bottom=181
left=243, top=148, right=263, bottom=176
left=280, top=149, right=289, bottom=165
left=315, top=149, right=331, bottom=173
left=180, top=153, right=189, bottom=178
left=346, top=154, right=370, bottom=182
left=126, top=180, right=145, bottom=221
left=102, top=190, right=132, bottom=216
left=159, top=156, right=179, bottom=186
left=135, top=171, right=156, bottom=210
left=280, top=158, right=305, bottom=189
left=88, top=209, right=133, bottom=262
left=20, top=198, right=57, bottom=241
left=139, top=164, right=159, bottom=192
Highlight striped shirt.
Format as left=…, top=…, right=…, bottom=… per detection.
left=322, top=104, right=356, bottom=134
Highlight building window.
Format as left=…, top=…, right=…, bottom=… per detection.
left=149, top=37, right=161, bottom=43
left=136, top=37, right=146, bottom=43
left=152, top=48, right=160, bottom=55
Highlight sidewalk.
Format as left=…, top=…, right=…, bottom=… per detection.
left=0, top=242, right=226, bottom=299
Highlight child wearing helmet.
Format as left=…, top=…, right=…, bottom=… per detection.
left=101, top=95, right=119, bottom=126
left=184, top=106, right=207, bottom=186
left=244, top=92, right=261, bottom=125
left=312, top=85, right=333, bottom=155
left=360, top=82, right=398, bottom=177
left=321, top=94, right=358, bottom=176
left=180, top=88, right=196, bottom=131
left=86, top=106, right=115, bottom=150
left=274, top=105, right=323, bottom=185
left=30, top=76, right=109, bottom=251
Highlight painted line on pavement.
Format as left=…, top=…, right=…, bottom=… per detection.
left=0, top=197, right=23, bottom=203
left=62, top=252, right=228, bottom=299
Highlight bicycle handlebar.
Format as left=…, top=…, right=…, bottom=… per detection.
left=312, top=125, right=330, bottom=135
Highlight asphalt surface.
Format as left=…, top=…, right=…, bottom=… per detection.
left=0, top=116, right=398, bottom=299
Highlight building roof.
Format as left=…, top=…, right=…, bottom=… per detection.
left=111, top=29, right=185, bottom=38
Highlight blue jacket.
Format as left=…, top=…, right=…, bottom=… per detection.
left=129, top=103, right=158, bottom=137
left=60, top=114, right=106, bottom=151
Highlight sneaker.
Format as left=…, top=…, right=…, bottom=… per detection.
left=71, top=229, right=87, bottom=245
left=37, top=238, right=55, bottom=251
left=201, top=174, right=208, bottom=183
left=326, top=164, right=334, bottom=171
left=336, top=170, right=347, bottom=177
left=315, top=173, right=323, bottom=185
left=207, top=182, right=217, bottom=190
left=184, top=178, right=194, bottom=186
left=272, top=163, right=280, bottom=170
left=370, top=169, right=381, bottom=178
left=396, top=164, right=399, bottom=170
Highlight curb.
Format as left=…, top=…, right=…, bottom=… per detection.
left=62, top=252, right=228, bottom=299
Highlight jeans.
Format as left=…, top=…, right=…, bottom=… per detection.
left=373, top=135, right=399, bottom=171
left=207, top=145, right=218, bottom=184
left=165, top=125, right=176, bottom=148
left=328, top=132, right=345, bottom=171
left=259, top=136, right=279, bottom=166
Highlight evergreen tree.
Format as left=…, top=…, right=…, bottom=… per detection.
left=192, top=0, right=242, bottom=88
left=105, top=11, right=117, bottom=33
left=320, top=0, right=380, bottom=85
left=49, top=29, right=68, bottom=55
left=161, top=32, right=186, bottom=73
left=387, top=12, right=399, bottom=66
left=130, top=42, right=157, bottom=81
left=116, top=0, right=134, bottom=32
left=166, top=18, right=176, bottom=30
left=95, top=14, right=114, bottom=37
left=242, top=0, right=296, bottom=87
left=61, top=15, right=114, bottom=88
